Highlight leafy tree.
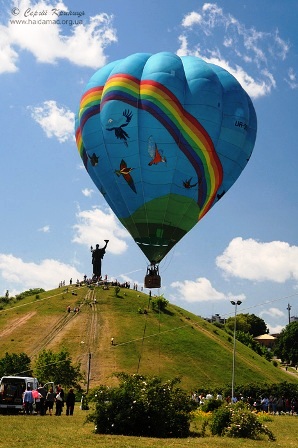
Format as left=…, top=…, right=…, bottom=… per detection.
left=15, top=288, right=45, bottom=301
left=87, top=373, right=195, bottom=438
left=235, top=331, right=272, bottom=361
left=34, top=348, right=82, bottom=387
left=0, top=352, right=32, bottom=377
left=225, top=314, right=250, bottom=334
left=246, top=314, right=268, bottom=337
left=0, top=296, right=11, bottom=305
left=274, top=321, right=298, bottom=364
left=151, top=294, right=169, bottom=312
left=225, top=313, right=267, bottom=337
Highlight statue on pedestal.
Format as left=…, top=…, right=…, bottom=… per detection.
left=91, top=240, right=109, bottom=279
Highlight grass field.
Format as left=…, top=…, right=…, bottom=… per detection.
left=0, top=285, right=297, bottom=392
left=0, top=408, right=297, bottom=448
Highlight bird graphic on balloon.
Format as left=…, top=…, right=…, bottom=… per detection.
left=106, top=109, right=133, bottom=146
left=115, top=159, right=136, bottom=193
left=147, top=135, right=166, bottom=166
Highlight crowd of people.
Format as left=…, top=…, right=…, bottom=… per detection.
left=191, top=391, right=298, bottom=414
left=22, top=383, right=76, bottom=416
left=57, top=274, right=148, bottom=293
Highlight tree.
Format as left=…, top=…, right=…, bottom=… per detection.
left=246, top=314, right=268, bottom=337
left=34, top=348, right=82, bottom=387
left=87, top=373, right=195, bottom=438
left=0, top=352, right=32, bottom=377
left=235, top=331, right=272, bottom=361
left=226, top=314, right=250, bottom=334
left=15, top=288, right=45, bottom=301
left=151, top=294, right=169, bottom=312
left=274, top=321, right=298, bottom=364
left=225, top=313, right=267, bottom=337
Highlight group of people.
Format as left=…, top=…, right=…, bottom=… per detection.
left=191, top=391, right=298, bottom=415
left=23, top=383, right=76, bottom=416
left=248, top=395, right=298, bottom=414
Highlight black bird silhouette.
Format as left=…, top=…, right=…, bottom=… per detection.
left=183, top=177, right=198, bottom=189
left=217, top=190, right=226, bottom=201
left=106, top=109, right=133, bottom=147
left=88, top=153, right=99, bottom=166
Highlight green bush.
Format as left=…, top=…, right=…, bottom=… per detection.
left=200, top=398, right=222, bottom=413
left=211, top=402, right=275, bottom=440
left=87, top=373, right=195, bottom=438
left=210, top=405, right=231, bottom=436
left=114, top=286, right=120, bottom=297
left=151, top=295, right=169, bottom=312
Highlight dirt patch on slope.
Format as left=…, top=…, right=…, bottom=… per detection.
left=0, top=311, right=36, bottom=338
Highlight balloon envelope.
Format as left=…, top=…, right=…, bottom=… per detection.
left=75, top=52, right=257, bottom=264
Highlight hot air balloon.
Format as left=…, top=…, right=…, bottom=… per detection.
left=75, top=52, right=257, bottom=288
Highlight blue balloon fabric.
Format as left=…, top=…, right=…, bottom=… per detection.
left=75, top=52, right=257, bottom=264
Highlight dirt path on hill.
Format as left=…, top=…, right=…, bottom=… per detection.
left=0, top=311, right=36, bottom=337
left=30, top=311, right=80, bottom=358
left=82, top=289, right=120, bottom=387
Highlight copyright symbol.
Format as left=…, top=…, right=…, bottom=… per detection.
left=11, top=7, right=20, bottom=16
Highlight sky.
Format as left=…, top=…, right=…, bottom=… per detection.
left=0, top=0, right=298, bottom=334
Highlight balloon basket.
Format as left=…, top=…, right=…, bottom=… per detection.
left=144, top=265, right=161, bottom=289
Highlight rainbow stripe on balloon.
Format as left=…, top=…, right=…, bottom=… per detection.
left=75, top=86, right=103, bottom=160
left=76, top=74, right=223, bottom=220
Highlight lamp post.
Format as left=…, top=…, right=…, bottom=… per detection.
left=86, top=352, right=92, bottom=394
left=230, top=300, right=242, bottom=403
left=81, top=341, right=92, bottom=394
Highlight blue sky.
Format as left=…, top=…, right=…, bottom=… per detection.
left=0, top=0, right=297, bottom=333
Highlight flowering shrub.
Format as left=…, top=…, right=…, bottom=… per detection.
left=210, top=406, right=231, bottom=436
left=200, top=398, right=222, bottom=413
left=211, top=402, right=275, bottom=440
left=87, top=373, right=195, bottom=438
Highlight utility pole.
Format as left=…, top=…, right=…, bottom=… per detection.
left=287, top=303, right=292, bottom=325
left=230, top=300, right=242, bottom=403
left=86, top=352, right=92, bottom=394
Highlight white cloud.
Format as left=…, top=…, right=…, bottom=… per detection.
left=82, top=188, right=94, bottom=197
left=38, top=225, right=50, bottom=233
left=267, top=324, right=285, bottom=334
left=181, top=12, right=202, bottom=27
left=0, top=25, right=19, bottom=73
left=170, top=276, right=245, bottom=303
left=1, top=0, right=117, bottom=73
left=0, top=253, right=83, bottom=292
left=176, top=36, right=275, bottom=99
left=176, top=35, right=190, bottom=57
left=177, top=2, right=290, bottom=99
left=72, top=207, right=129, bottom=255
left=28, top=100, right=74, bottom=143
left=260, top=307, right=285, bottom=319
left=285, top=67, right=298, bottom=89
left=202, top=54, right=275, bottom=99
left=216, top=237, right=298, bottom=283
left=271, top=29, right=290, bottom=61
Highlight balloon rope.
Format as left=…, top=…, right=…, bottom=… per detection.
left=158, top=289, right=161, bottom=375
left=136, top=293, right=151, bottom=373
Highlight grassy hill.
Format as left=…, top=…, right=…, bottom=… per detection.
left=0, top=284, right=297, bottom=391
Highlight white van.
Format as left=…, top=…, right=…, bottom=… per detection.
left=0, top=376, right=38, bottom=413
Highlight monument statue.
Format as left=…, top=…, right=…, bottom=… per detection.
left=91, top=240, right=109, bottom=279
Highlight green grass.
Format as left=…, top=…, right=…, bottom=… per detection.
left=0, top=285, right=297, bottom=391
left=0, top=409, right=298, bottom=448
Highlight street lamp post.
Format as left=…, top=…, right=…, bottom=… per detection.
left=230, top=300, right=242, bottom=403
left=86, top=352, right=92, bottom=394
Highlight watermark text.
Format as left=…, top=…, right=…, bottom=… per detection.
left=10, top=7, right=85, bottom=26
